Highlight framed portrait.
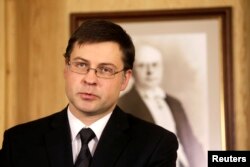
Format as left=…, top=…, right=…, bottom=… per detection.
left=70, top=7, right=234, bottom=166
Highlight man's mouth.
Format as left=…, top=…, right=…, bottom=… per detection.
left=78, top=92, right=98, bottom=100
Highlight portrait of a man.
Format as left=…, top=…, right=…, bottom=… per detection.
left=118, top=44, right=206, bottom=167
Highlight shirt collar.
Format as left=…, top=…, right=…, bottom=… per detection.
left=136, top=86, right=166, bottom=99
left=67, top=107, right=112, bottom=142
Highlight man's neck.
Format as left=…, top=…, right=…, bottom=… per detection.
left=68, top=105, right=115, bottom=126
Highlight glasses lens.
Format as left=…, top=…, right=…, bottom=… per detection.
left=69, top=61, right=88, bottom=74
left=96, top=66, right=115, bottom=78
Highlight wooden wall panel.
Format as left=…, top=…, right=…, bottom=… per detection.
left=0, top=0, right=6, bottom=146
left=236, top=0, right=250, bottom=149
left=229, top=0, right=250, bottom=149
left=5, top=0, right=68, bottom=128
left=1, top=0, right=250, bottom=150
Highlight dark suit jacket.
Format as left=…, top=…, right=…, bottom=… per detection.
left=0, top=106, right=178, bottom=167
left=118, top=87, right=205, bottom=167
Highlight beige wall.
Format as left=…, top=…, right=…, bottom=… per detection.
left=1, top=0, right=249, bottom=149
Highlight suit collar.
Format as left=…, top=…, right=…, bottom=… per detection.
left=91, top=106, right=130, bottom=167
left=136, top=85, right=166, bottom=99
left=129, top=87, right=155, bottom=123
left=44, top=108, right=74, bottom=167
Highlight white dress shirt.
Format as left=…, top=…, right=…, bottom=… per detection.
left=136, top=86, right=189, bottom=167
left=67, top=108, right=112, bottom=163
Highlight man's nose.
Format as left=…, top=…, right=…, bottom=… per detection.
left=146, top=65, right=152, bottom=76
left=82, top=69, right=98, bottom=85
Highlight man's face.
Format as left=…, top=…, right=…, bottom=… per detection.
left=64, top=42, right=131, bottom=117
left=133, top=46, right=163, bottom=89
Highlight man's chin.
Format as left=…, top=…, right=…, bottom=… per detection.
left=77, top=107, right=99, bottom=116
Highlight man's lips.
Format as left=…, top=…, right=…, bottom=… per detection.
left=78, top=92, right=98, bottom=100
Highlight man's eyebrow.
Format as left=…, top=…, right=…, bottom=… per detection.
left=71, top=58, right=119, bottom=68
left=98, top=63, right=117, bottom=68
left=72, top=57, right=89, bottom=62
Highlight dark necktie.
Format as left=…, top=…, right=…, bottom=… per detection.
left=74, top=128, right=96, bottom=167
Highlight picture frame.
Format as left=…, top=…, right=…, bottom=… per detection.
left=70, top=7, right=234, bottom=154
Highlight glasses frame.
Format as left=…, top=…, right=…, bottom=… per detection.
left=67, top=61, right=125, bottom=79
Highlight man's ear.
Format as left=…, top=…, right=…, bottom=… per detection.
left=120, top=69, right=132, bottom=91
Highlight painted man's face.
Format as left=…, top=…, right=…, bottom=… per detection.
left=133, top=45, right=163, bottom=89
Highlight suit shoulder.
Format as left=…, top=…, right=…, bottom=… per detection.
left=4, top=109, right=66, bottom=137
left=166, top=94, right=182, bottom=104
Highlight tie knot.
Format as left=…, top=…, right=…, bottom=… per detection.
left=79, top=128, right=95, bottom=144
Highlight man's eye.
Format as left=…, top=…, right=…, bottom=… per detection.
left=152, top=63, right=159, bottom=67
left=99, top=66, right=114, bottom=74
left=136, top=64, right=145, bottom=68
left=74, top=62, right=87, bottom=68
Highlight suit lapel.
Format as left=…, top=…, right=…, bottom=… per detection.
left=91, top=107, right=130, bottom=167
left=44, top=109, right=73, bottom=167
left=130, top=87, right=155, bottom=123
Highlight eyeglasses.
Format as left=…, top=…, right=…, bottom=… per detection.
left=67, top=61, right=124, bottom=79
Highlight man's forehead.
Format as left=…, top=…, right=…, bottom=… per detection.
left=71, top=42, right=123, bottom=67
left=135, top=45, right=162, bottom=62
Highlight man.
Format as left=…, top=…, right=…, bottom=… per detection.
left=118, top=44, right=206, bottom=167
left=0, top=20, right=178, bottom=167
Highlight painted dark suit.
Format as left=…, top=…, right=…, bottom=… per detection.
left=0, top=106, right=178, bottom=167
left=118, top=86, right=205, bottom=167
